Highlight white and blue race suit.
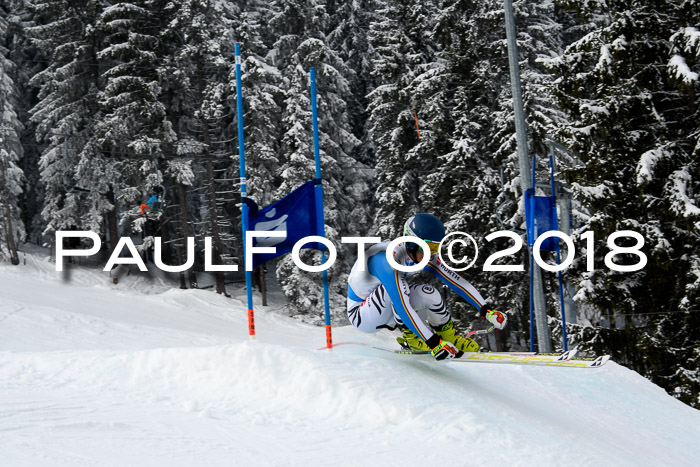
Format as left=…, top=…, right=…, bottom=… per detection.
left=346, top=241, right=487, bottom=348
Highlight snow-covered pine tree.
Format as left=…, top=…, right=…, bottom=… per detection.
left=234, top=1, right=284, bottom=209
left=366, top=0, right=440, bottom=239
left=647, top=310, right=700, bottom=408
left=96, top=0, right=178, bottom=260
left=156, top=2, right=198, bottom=289
left=326, top=0, right=377, bottom=166
left=514, top=0, right=567, bottom=155
left=6, top=1, right=43, bottom=244
left=413, top=0, right=515, bottom=339
left=164, top=0, right=240, bottom=294
left=0, top=1, right=25, bottom=264
left=324, top=1, right=376, bottom=243
left=27, top=0, right=112, bottom=249
left=267, top=0, right=364, bottom=320
left=548, top=0, right=700, bottom=406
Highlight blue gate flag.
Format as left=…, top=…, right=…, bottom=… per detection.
left=248, top=180, right=323, bottom=269
left=525, top=188, right=558, bottom=251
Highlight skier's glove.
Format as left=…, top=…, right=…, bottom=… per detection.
left=430, top=339, right=462, bottom=361
left=480, top=305, right=507, bottom=330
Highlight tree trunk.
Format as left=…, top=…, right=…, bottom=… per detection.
left=255, top=266, right=268, bottom=306
left=105, top=188, right=120, bottom=256
left=0, top=157, right=19, bottom=265
left=688, top=82, right=696, bottom=115
left=176, top=182, right=197, bottom=289
left=158, top=205, right=172, bottom=265
left=197, top=61, right=227, bottom=295
left=260, top=267, right=267, bottom=306
left=201, top=126, right=226, bottom=294
left=175, top=236, right=187, bottom=290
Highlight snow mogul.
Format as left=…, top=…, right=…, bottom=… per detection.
left=346, top=213, right=507, bottom=360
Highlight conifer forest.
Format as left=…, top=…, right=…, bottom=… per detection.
left=0, top=0, right=698, bottom=407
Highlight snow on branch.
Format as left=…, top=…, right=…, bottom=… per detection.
left=668, top=55, right=698, bottom=84
left=166, top=159, right=195, bottom=186
left=636, top=147, right=670, bottom=185
left=666, top=168, right=700, bottom=218
left=595, top=44, right=612, bottom=73
left=671, top=27, right=700, bottom=57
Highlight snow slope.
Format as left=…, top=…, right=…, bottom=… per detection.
left=1, top=252, right=699, bottom=467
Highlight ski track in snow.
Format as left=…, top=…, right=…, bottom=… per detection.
left=1, top=252, right=700, bottom=466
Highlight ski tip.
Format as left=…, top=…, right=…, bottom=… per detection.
left=590, top=355, right=611, bottom=367
left=571, top=354, right=612, bottom=367
left=556, top=348, right=578, bottom=361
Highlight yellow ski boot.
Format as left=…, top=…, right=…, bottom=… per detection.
left=396, top=326, right=430, bottom=351
left=433, top=319, right=479, bottom=353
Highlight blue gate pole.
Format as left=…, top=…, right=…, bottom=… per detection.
left=309, top=68, right=333, bottom=349
left=235, top=44, right=255, bottom=340
left=550, top=155, right=568, bottom=350
left=529, top=250, right=535, bottom=352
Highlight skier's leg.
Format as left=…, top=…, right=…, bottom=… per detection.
left=401, top=284, right=479, bottom=353
left=403, top=284, right=450, bottom=327
left=391, top=284, right=447, bottom=350
left=346, top=285, right=396, bottom=334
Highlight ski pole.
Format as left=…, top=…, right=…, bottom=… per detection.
left=465, top=325, right=495, bottom=339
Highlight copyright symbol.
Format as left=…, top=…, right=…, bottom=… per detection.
left=438, top=231, right=479, bottom=271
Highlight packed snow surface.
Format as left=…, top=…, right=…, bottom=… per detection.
left=1, top=251, right=700, bottom=466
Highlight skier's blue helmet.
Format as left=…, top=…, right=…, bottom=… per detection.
left=403, top=213, right=445, bottom=256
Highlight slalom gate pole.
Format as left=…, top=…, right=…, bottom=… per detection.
left=529, top=250, right=535, bottom=351
left=309, top=68, right=333, bottom=349
left=549, top=155, right=568, bottom=350
left=235, top=44, right=255, bottom=340
left=529, top=156, right=536, bottom=351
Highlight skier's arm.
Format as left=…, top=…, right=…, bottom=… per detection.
left=367, top=253, right=440, bottom=348
left=425, top=257, right=486, bottom=311
left=426, top=257, right=508, bottom=329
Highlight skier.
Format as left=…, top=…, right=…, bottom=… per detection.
left=139, top=195, right=161, bottom=216
left=346, top=213, right=507, bottom=360
left=146, top=194, right=160, bottom=211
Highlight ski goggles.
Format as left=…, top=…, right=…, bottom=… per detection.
left=403, top=224, right=441, bottom=256
left=406, top=239, right=441, bottom=256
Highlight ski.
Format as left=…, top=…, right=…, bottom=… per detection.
left=450, top=351, right=611, bottom=367
left=316, top=341, right=430, bottom=353
left=129, top=213, right=161, bottom=221
left=317, top=342, right=610, bottom=367
left=371, top=345, right=573, bottom=359
left=445, top=349, right=610, bottom=368
left=374, top=346, right=611, bottom=368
